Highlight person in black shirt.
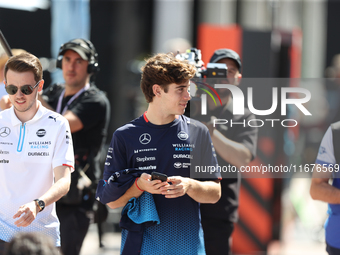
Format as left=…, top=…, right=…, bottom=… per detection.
left=200, top=49, right=258, bottom=255
left=38, top=38, right=110, bottom=255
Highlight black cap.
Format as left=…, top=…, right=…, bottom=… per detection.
left=58, top=39, right=92, bottom=61
left=209, top=49, right=242, bottom=72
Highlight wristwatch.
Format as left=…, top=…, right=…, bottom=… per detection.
left=34, top=199, right=45, bottom=212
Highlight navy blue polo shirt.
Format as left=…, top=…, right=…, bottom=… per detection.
left=103, top=113, right=219, bottom=255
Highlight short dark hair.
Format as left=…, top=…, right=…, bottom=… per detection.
left=4, top=52, right=43, bottom=83
left=5, top=232, right=59, bottom=255
left=140, top=53, right=196, bottom=103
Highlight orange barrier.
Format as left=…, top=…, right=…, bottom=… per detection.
left=233, top=176, right=274, bottom=254
left=197, top=24, right=242, bottom=66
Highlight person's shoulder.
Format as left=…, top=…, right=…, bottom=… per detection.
left=43, top=83, right=64, bottom=95
left=110, top=116, right=145, bottom=145
left=115, top=115, right=144, bottom=134
left=0, top=107, right=11, bottom=115
left=86, top=85, right=107, bottom=98
left=181, top=114, right=201, bottom=126
left=42, top=83, right=64, bottom=102
left=83, top=85, right=110, bottom=105
left=0, top=107, right=11, bottom=120
left=243, top=107, right=255, bottom=118
left=220, top=103, right=254, bottom=119
left=243, top=106, right=251, bottom=115
left=181, top=115, right=209, bottom=132
left=41, top=107, right=68, bottom=125
left=331, top=121, right=340, bottom=131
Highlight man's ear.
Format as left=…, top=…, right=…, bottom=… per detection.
left=152, top=84, right=162, bottom=96
left=238, top=73, right=242, bottom=83
left=38, top=80, right=45, bottom=92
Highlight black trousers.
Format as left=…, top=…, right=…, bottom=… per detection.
left=57, top=204, right=91, bottom=255
left=0, top=239, right=7, bottom=255
left=201, top=218, right=234, bottom=255
left=327, top=243, right=340, bottom=255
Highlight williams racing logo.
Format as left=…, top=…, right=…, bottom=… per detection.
left=172, top=143, right=195, bottom=152
left=29, top=141, right=51, bottom=149
left=36, top=129, right=46, bottom=137
left=177, top=131, right=189, bottom=141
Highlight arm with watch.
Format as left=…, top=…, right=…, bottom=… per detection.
left=13, top=165, right=72, bottom=227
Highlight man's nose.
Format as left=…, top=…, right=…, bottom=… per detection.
left=184, top=90, right=191, bottom=100
left=16, top=88, right=24, bottom=97
left=65, top=61, right=76, bottom=70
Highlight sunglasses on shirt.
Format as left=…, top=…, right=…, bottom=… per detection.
left=5, top=80, right=41, bottom=95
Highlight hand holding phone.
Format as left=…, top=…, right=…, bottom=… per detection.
left=151, top=172, right=168, bottom=182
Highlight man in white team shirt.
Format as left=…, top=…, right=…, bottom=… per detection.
left=0, top=52, right=74, bottom=253
left=310, top=122, right=340, bottom=255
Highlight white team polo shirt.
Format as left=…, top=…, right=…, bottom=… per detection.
left=0, top=102, right=74, bottom=246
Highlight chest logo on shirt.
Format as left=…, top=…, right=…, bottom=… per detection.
left=139, top=133, right=151, bottom=145
left=174, top=162, right=191, bottom=169
left=177, top=131, right=189, bottom=141
left=0, top=127, right=11, bottom=137
left=48, top=115, right=57, bottom=122
left=29, top=141, right=52, bottom=149
left=136, top=156, right=156, bottom=162
left=28, top=152, right=50, bottom=156
left=318, top=146, right=326, bottom=155
left=36, top=129, right=46, bottom=137
left=174, top=162, right=182, bottom=168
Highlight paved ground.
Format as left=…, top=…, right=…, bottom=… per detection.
left=80, top=221, right=327, bottom=255
left=80, top=224, right=121, bottom=255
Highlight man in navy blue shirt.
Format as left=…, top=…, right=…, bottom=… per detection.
left=97, top=53, right=221, bottom=255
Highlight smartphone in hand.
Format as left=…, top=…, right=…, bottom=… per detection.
left=151, top=172, right=168, bottom=182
